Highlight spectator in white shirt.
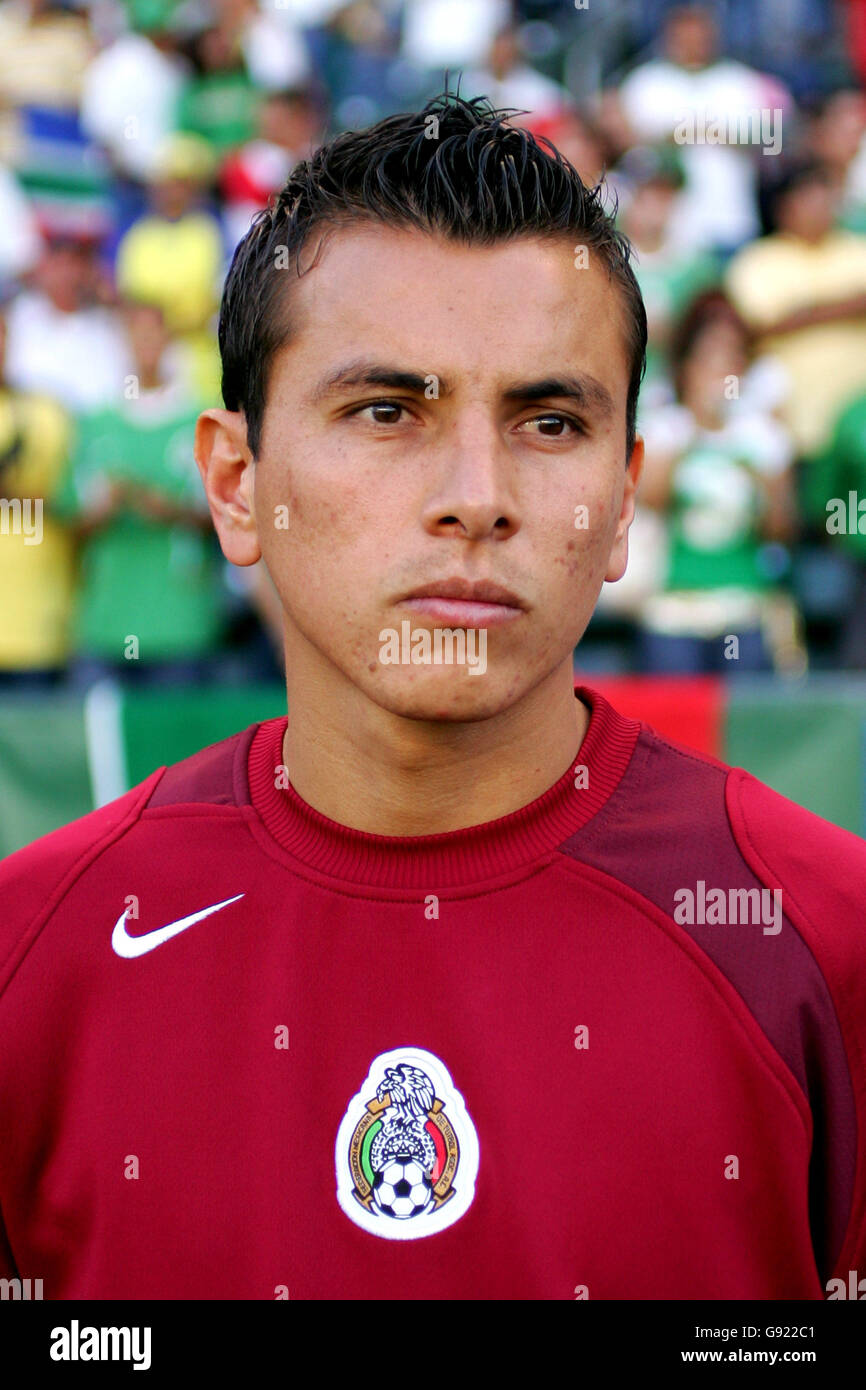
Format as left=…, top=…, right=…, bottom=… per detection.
left=400, top=0, right=511, bottom=71
left=619, top=4, right=791, bottom=254
left=461, top=25, right=569, bottom=124
left=79, top=1, right=190, bottom=183
left=3, top=232, right=131, bottom=413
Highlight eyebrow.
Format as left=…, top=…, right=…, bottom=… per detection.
left=308, top=359, right=615, bottom=416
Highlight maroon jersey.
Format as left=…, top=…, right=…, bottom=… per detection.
left=1, top=684, right=865, bottom=1299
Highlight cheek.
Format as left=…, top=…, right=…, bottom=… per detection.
left=256, top=468, right=342, bottom=566
left=258, top=477, right=389, bottom=626
left=556, top=535, right=606, bottom=584
left=554, top=489, right=620, bottom=581
left=261, top=439, right=386, bottom=546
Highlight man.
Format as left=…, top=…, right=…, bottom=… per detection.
left=726, top=158, right=866, bottom=462
left=53, top=299, right=224, bottom=689
left=460, top=23, right=570, bottom=125
left=0, top=93, right=864, bottom=1300
left=618, top=3, right=790, bottom=253
left=2, top=229, right=131, bottom=414
left=613, top=144, right=719, bottom=403
left=0, top=305, right=75, bottom=688
left=220, top=86, right=323, bottom=253
left=115, top=134, right=225, bottom=404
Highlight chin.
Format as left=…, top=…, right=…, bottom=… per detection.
left=367, top=673, right=519, bottom=724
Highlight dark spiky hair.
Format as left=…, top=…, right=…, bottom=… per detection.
left=219, top=90, right=646, bottom=459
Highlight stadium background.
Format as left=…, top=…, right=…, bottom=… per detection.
left=3, top=0, right=866, bottom=855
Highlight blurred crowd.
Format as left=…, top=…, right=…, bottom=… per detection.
left=3, top=0, right=866, bottom=689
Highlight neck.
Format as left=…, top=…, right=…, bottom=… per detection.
left=280, top=645, right=588, bottom=836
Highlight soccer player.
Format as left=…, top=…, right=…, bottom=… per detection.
left=1, top=93, right=865, bottom=1301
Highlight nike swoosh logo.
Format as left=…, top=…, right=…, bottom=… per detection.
left=111, top=894, right=245, bottom=958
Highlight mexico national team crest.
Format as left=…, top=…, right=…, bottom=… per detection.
left=335, top=1047, right=479, bottom=1240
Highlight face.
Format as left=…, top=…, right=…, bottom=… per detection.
left=626, top=181, right=677, bottom=243
left=38, top=243, right=93, bottom=310
left=197, top=226, right=642, bottom=723
left=813, top=92, right=866, bottom=165
left=778, top=178, right=837, bottom=241
left=125, top=303, right=169, bottom=377
left=666, top=11, right=716, bottom=69
left=549, top=117, right=604, bottom=187
left=260, top=97, right=316, bottom=151
left=488, top=30, right=519, bottom=75
left=681, top=318, right=748, bottom=409
left=153, top=176, right=198, bottom=219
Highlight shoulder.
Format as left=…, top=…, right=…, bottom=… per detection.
left=620, top=59, right=675, bottom=99
left=726, top=236, right=785, bottom=280
left=726, top=766, right=866, bottom=930
left=644, top=724, right=866, bottom=890
left=830, top=230, right=866, bottom=261
left=0, top=770, right=162, bottom=996
left=725, top=766, right=866, bottom=1105
left=3, top=289, right=42, bottom=328
left=117, top=216, right=158, bottom=249
left=186, top=210, right=223, bottom=239
left=0, top=722, right=261, bottom=997
left=0, top=387, right=69, bottom=438
left=67, top=406, right=118, bottom=460
left=830, top=392, right=866, bottom=453
left=610, top=711, right=866, bottom=986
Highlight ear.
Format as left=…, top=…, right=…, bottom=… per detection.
left=604, top=434, right=644, bottom=584
left=194, top=408, right=261, bottom=566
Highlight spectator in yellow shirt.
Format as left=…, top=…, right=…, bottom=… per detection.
left=115, top=133, right=224, bottom=402
left=726, top=160, right=866, bottom=461
left=0, top=304, right=75, bottom=687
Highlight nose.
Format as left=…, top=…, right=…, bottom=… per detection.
left=420, top=411, right=520, bottom=542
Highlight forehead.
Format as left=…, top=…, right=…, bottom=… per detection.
left=272, top=223, right=632, bottom=401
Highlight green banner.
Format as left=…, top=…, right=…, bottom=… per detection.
left=2, top=678, right=865, bottom=860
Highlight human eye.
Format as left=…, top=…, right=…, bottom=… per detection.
left=350, top=399, right=412, bottom=425
left=518, top=412, right=586, bottom=438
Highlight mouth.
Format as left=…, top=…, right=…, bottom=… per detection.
left=397, top=578, right=526, bottom=629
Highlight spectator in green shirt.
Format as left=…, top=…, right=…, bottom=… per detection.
left=637, top=291, right=798, bottom=673
left=176, top=23, right=261, bottom=160
left=54, top=300, right=226, bottom=687
left=616, top=145, right=720, bottom=409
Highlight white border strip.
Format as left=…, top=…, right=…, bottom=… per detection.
left=83, top=678, right=129, bottom=807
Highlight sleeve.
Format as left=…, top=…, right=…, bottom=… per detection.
left=732, top=413, right=793, bottom=478
left=0, top=1202, right=19, bottom=1281
left=114, top=224, right=133, bottom=298
left=725, top=245, right=792, bottom=331
left=801, top=400, right=866, bottom=560
left=51, top=411, right=123, bottom=521
left=50, top=414, right=89, bottom=521
left=127, top=413, right=207, bottom=508
left=726, top=768, right=866, bottom=1287
left=741, top=354, right=791, bottom=415
left=20, top=395, right=74, bottom=501
left=802, top=422, right=844, bottom=531
left=0, top=774, right=167, bottom=1297
left=639, top=403, right=695, bottom=457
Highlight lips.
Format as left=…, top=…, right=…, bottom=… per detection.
left=400, top=578, right=525, bottom=608
left=398, top=577, right=526, bottom=628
